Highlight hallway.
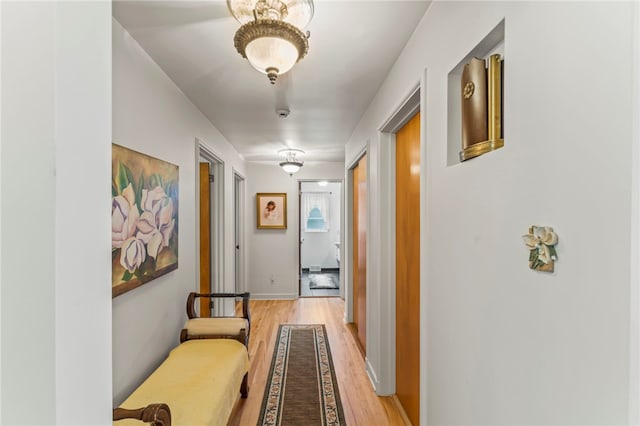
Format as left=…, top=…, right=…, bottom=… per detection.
left=229, top=298, right=409, bottom=425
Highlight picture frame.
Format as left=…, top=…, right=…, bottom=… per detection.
left=112, top=143, right=179, bottom=298
left=257, top=193, right=287, bottom=229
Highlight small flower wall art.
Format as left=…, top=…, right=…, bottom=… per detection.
left=112, top=144, right=179, bottom=297
left=522, top=226, right=558, bottom=272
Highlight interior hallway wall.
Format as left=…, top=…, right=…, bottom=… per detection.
left=1, top=2, right=112, bottom=424
left=112, top=18, right=246, bottom=405
left=345, top=1, right=637, bottom=424
left=246, top=162, right=344, bottom=299
left=629, top=2, right=640, bottom=423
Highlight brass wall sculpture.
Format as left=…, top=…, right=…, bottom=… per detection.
left=460, top=54, right=504, bottom=161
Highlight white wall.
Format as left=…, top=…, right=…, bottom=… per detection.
left=1, top=2, right=112, bottom=424
left=630, top=2, right=640, bottom=423
left=247, top=162, right=344, bottom=299
left=345, top=1, right=637, bottom=424
left=301, top=181, right=341, bottom=270
left=1, top=3, right=3, bottom=419
left=112, top=19, right=246, bottom=405
left=2, top=4, right=57, bottom=422
left=55, top=3, right=113, bottom=424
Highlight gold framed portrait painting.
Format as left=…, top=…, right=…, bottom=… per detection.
left=257, top=193, right=287, bottom=229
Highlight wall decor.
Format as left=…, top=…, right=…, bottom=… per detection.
left=112, top=144, right=179, bottom=297
left=257, top=193, right=287, bottom=229
left=460, top=53, right=504, bottom=161
left=522, top=226, right=558, bottom=272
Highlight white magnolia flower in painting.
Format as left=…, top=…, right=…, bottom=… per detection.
left=141, top=186, right=169, bottom=216
left=522, top=226, right=558, bottom=264
left=136, top=186, right=175, bottom=256
left=136, top=211, right=157, bottom=243
left=112, top=183, right=140, bottom=248
left=146, top=231, right=164, bottom=259
left=120, top=237, right=147, bottom=272
left=157, top=199, right=175, bottom=247
left=135, top=215, right=163, bottom=259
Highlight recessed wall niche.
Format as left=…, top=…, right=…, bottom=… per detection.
left=447, top=19, right=505, bottom=166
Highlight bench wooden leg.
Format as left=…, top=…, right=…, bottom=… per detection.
left=113, top=403, right=171, bottom=426
left=241, top=372, right=249, bottom=398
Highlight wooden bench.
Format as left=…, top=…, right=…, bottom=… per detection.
left=113, top=293, right=250, bottom=426
left=180, top=292, right=250, bottom=347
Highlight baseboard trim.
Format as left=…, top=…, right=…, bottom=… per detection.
left=250, top=293, right=297, bottom=300
left=391, top=394, right=413, bottom=426
left=346, top=323, right=366, bottom=359
left=365, top=357, right=379, bottom=391
left=301, top=268, right=340, bottom=273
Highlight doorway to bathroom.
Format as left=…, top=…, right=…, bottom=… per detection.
left=299, top=180, right=342, bottom=297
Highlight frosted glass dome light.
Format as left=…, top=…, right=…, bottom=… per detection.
left=278, top=149, right=304, bottom=175
left=229, top=0, right=313, bottom=84
left=280, top=162, right=302, bottom=175
left=245, top=36, right=299, bottom=78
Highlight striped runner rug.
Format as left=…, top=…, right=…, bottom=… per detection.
left=257, top=324, right=346, bottom=426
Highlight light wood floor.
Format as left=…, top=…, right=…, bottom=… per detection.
left=229, top=297, right=409, bottom=426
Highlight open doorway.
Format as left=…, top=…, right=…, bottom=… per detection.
left=299, top=180, right=342, bottom=297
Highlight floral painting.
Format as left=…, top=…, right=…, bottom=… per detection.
left=112, top=144, right=179, bottom=297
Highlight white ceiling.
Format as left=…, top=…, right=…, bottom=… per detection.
left=113, top=0, right=431, bottom=163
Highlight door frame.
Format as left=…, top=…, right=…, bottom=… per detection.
left=345, top=148, right=367, bottom=324
left=374, top=83, right=421, bottom=397
left=196, top=139, right=225, bottom=302
left=233, top=170, right=246, bottom=294
left=298, top=179, right=344, bottom=298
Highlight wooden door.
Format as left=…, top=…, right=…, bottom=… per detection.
left=353, top=155, right=367, bottom=352
left=396, top=112, right=420, bottom=425
left=199, top=162, right=211, bottom=317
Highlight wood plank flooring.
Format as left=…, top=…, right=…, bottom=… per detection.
left=229, top=298, right=409, bottom=425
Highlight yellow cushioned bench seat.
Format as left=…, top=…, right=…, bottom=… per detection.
left=184, top=317, right=249, bottom=339
left=114, top=339, right=249, bottom=426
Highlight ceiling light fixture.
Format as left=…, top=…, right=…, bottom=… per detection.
left=227, top=0, right=313, bottom=84
left=279, top=148, right=304, bottom=175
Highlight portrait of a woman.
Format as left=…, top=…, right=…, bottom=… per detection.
left=257, top=193, right=287, bottom=228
